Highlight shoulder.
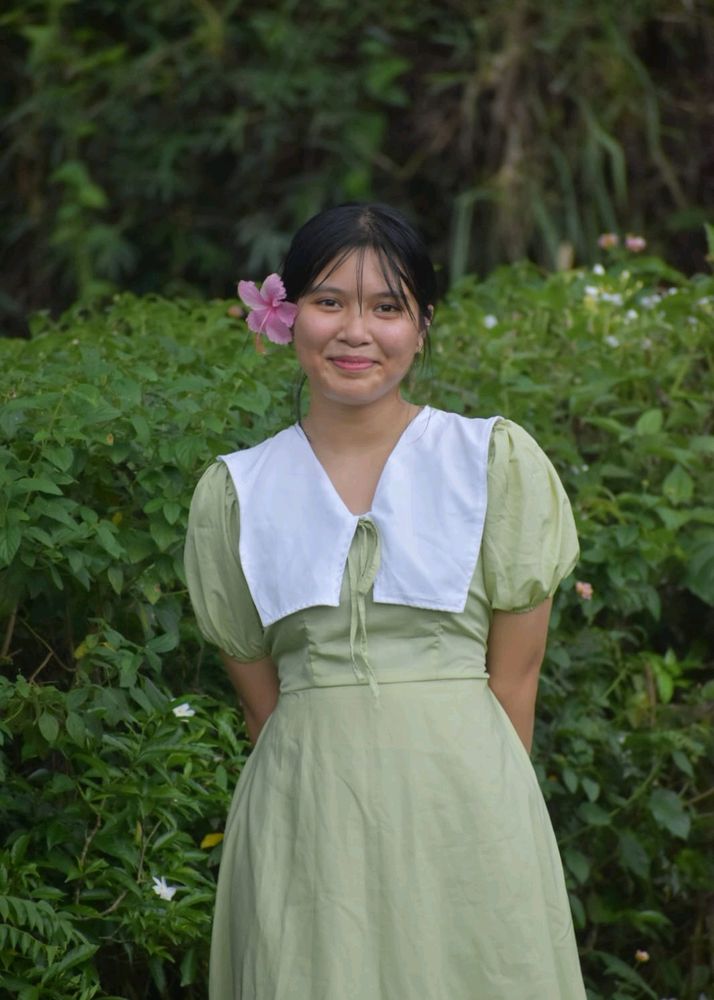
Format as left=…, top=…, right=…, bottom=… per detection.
left=488, top=418, right=547, bottom=469
left=189, top=461, right=237, bottom=529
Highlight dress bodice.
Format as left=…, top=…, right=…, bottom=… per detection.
left=184, top=417, right=580, bottom=697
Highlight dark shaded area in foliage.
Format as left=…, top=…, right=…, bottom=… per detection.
left=1, top=0, right=713, bottom=336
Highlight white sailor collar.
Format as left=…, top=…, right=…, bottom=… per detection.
left=218, top=407, right=501, bottom=627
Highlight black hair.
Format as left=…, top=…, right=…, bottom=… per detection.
left=281, top=202, right=436, bottom=333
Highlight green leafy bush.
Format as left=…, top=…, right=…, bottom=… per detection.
left=1, top=254, right=712, bottom=998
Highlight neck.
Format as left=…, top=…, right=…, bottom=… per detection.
left=300, top=394, right=420, bottom=454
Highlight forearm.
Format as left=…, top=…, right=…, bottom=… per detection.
left=240, top=701, right=275, bottom=746
left=219, top=651, right=280, bottom=747
left=485, top=601, right=552, bottom=754
left=488, top=670, right=540, bottom=753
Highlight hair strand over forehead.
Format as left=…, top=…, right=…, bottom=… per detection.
left=281, top=203, right=436, bottom=328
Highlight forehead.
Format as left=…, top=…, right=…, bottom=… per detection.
left=309, top=247, right=409, bottom=298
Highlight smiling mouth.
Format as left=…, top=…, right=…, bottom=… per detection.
left=330, top=357, right=376, bottom=371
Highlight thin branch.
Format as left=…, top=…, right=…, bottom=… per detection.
left=19, top=617, right=71, bottom=672
left=28, top=651, right=53, bottom=683
left=1, top=605, right=17, bottom=659
left=98, top=890, right=128, bottom=917
left=686, top=786, right=714, bottom=808
left=74, top=813, right=102, bottom=905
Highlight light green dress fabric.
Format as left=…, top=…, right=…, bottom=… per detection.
left=184, top=418, right=586, bottom=1000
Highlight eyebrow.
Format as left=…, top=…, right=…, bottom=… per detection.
left=309, top=285, right=400, bottom=299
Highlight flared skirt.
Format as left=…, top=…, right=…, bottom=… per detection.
left=209, top=678, right=586, bottom=1000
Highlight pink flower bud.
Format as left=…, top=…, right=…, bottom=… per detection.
left=597, top=233, right=619, bottom=250
left=625, top=234, right=647, bottom=253
left=634, top=949, right=650, bottom=963
left=575, top=581, right=594, bottom=600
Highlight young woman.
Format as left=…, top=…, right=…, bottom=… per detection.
left=184, top=203, right=587, bottom=999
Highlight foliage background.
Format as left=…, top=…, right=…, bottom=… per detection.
left=2, top=1, right=714, bottom=998
left=2, top=0, right=714, bottom=334
left=1, top=252, right=713, bottom=998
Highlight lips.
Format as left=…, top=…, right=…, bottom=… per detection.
left=330, top=356, right=375, bottom=371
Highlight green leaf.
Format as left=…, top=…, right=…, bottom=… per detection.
left=107, top=566, right=124, bottom=595
left=15, top=476, right=64, bottom=496
left=577, top=802, right=611, bottom=827
left=635, top=408, right=663, bottom=435
left=581, top=777, right=600, bottom=802
left=44, top=445, right=74, bottom=471
left=180, top=946, right=199, bottom=986
left=683, top=535, right=714, bottom=605
left=0, top=522, right=22, bottom=565
left=65, top=711, right=87, bottom=745
left=662, top=464, right=694, bottom=506
left=562, top=767, right=578, bottom=793
left=672, top=750, right=693, bottom=778
left=648, top=788, right=690, bottom=840
left=149, top=518, right=177, bottom=551
left=593, top=949, right=658, bottom=998
left=618, top=830, right=650, bottom=878
left=564, top=847, right=590, bottom=885
left=96, top=522, right=124, bottom=558
left=568, top=892, right=586, bottom=929
left=38, top=711, right=60, bottom=743
left=147, top=632, right=179, bottom=654
left=163, top=501, right=182, bottom=525
left=131, top=413, right=151, bottom=445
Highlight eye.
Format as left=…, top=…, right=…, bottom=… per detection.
left=375, top=302, right=401, bottom=314
left=315, top=297, right=340, bottom=309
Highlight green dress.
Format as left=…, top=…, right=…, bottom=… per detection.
left=184, top=418, right=586, bottom=1000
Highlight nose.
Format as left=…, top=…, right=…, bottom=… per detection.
left=338, top=308, right=372, bottom=345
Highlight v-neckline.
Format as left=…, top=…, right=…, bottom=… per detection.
left=294, top=405, right=431, bottom=518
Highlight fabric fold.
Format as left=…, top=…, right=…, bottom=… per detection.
left=347, top=518, right=382, bottom=702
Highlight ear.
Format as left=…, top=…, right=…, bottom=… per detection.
left=423, top=304, right=434, bottom=329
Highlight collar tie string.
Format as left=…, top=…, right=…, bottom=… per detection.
left=348, top=518, right=381, bottom=703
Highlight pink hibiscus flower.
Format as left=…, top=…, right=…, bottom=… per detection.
left=237, top=274, right=298, bottom=344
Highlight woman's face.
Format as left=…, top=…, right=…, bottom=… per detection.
left=292, top=248, right=425, bottom=410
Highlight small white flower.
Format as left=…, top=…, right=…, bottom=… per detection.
left=640, top=294, right=662, bottom=309
left=592, top=263, right=605, bottom=276
left=667, top=287, right=678, bottom=296
left=152, top=876, right=177, bottom=901
left=581, top=464, right=589, bottom=472
left=172, top=702, right=196, bottom=719
left=601, top=292, right=623, bottom=306
left=641, top=337, right=653, bottom=349
left=687, top=316, right=697, bottom=325
left=584, top=285, right=599, bottom=298
left=605, top=335, right=620, bottom=348
left=625, top=309, right=638, bottom=321
left=483, top=314, right=498, bottom=329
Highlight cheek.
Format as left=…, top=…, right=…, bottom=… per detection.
left=292, top=320, right=331, bottom=369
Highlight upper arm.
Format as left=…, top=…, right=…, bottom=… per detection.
left=219, top=650, right=280, bottom=720
left=184, top=463, right=268, bottom=661
left=485, top=599, right=552, bottom=685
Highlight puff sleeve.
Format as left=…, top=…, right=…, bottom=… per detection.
left=481, top=420, right=579, bottom=612
left=184, top=462, right=268, bottom=661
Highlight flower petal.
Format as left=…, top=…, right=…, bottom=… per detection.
left=245, top=307, right=271, bottom=334
left=260, top=273, right=288, bottom=306
left=263, top=314, right=294, bottom=344
left=274, top=301, right=298, bottom=325
left=237, top=280, right=267, bottom=310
